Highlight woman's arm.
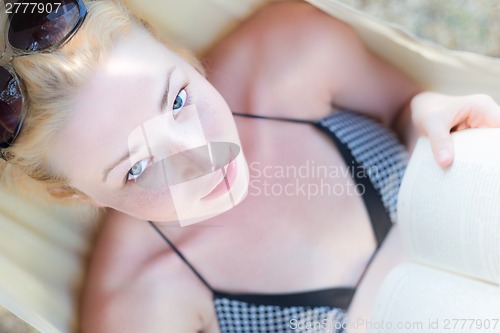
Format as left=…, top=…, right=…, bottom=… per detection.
left=274, top=2, right=421, bottom=126
left=258, top=3, right=500, bottom=163
left=80, top=212, right=217, bottom=333
left=304, top=5, right=500, bottom=167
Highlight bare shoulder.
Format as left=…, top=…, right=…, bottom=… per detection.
left=80, top=211, right=217, bottom=332
left=204, top=0, right=417, bottom=124
left=204, top=1, right=361, bottom=120
left=206, top=1, right=357, bottom=59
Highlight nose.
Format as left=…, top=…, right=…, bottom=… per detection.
left=135, top=142, right=240, bottom=189
left=163, top=142, right=240, bottom=186
left=128, top=104, right=240, bottom=188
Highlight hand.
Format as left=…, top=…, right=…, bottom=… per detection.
left=411, top=92, right=500, bottom=168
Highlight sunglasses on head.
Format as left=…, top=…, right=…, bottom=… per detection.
left=0, top=0, right=87, bottom=160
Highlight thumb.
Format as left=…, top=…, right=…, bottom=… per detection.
left=425, top=118, right=454, bottom=168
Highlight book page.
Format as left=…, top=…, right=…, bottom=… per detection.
left=397, top=128, right=500, bottom=285
left=366, top=263, right=500, bottom=333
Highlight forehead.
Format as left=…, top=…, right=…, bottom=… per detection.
left=48, top=29, right=179, bottom=183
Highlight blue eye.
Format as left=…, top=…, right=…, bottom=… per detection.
left=127, top=159, right=148, bottom=182
left=173, top=89, right=187, bottom=113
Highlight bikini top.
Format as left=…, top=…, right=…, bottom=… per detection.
left=148, top=110, right=409, bottom=333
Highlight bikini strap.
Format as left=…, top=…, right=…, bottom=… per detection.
left=148, top=221, right=215, bottom=292
left=232, top=111, right=316, bottom=125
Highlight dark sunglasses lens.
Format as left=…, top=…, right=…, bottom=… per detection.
left=0, top=68, right=23, bottom=146
left=8, top=0, right=81, bottom=51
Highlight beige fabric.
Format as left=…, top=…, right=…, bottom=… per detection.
left=0, top=189, right=95, bottom=333
left=307, top=0, right=500, bottom=101
left=121, top=0, right=273, bottom=54
left=1, top=1, right=499, bottom=332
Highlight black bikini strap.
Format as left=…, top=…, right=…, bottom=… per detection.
left=232, top=111, right=316, bottom=125
left=147, top=221, right=215, bottom=292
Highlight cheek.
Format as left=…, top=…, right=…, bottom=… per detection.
left=97, top=186, right=180, bottom=222
left=195, top=83, right=239, bottom=142
left=75, top=187, right=176, bottom=222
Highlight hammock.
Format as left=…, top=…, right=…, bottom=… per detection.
left=1, top=0, right=499, bottom=332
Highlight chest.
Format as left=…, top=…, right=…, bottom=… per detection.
left=180, top=118, right=378, bottom=292
left=237, top=116, right=369, bottom=230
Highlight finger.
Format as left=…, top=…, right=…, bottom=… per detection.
left=473, top=94, right=500, bottom=127
left=423, top=115, right=454, bottom=168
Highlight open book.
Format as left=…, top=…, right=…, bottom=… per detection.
left=368, top=128, right=500, bottom=333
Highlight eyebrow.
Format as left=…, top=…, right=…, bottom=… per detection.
left=101, top=67, right=175, bottom=183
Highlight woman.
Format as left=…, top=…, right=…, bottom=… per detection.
left=1, top=1, right=499, bottom=332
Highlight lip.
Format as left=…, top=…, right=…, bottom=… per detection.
left=201, top=158, right=238, bottom=200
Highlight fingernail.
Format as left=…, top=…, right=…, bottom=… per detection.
left=439, top=149, right=451, bottom=164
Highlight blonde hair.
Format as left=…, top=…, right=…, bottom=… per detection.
left=0, top=0, right=202, bottom=206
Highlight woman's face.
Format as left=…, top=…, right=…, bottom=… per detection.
left=48, top=28, right=249, bottom=225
